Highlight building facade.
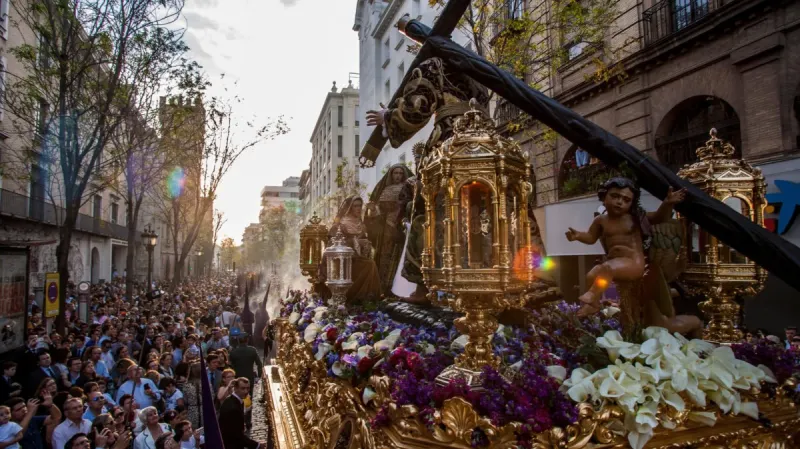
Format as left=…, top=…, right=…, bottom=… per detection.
left=308, top=81, right=361, bottom=220
left=260, top=176, right=301, bottom=222
left=497, top=0, right=800, bottom=330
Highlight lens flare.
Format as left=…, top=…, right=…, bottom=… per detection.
left=595, top=277, right=609, bottom=289
left=167, top=167, right=186, bottom=198
left=540, top=257, right=554, bottom=271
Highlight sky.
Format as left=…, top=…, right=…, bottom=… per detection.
left=181, top=0, right=359, bottom=243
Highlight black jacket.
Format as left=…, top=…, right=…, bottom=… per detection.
left=228, top=345, right=264, bottom=382
left=218, top=395, right=259, bottom=449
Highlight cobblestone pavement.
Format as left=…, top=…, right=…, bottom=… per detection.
left=249, top=376, right=270, bottom=443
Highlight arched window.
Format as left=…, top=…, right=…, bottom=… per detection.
left=655, top=96, right=741, bottom=172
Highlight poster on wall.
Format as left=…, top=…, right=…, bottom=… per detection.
left=45, top=273, right=59, bottom=318
left=0, top=252, right=27, bottom=354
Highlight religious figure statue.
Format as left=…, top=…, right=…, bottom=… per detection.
left=319, top=196, right=382, bottom=304
left=565, top=177, right=703, bottom=336
left=365, top=163, right=414, bottom=295
left=363, top=58, right=490, bottom=303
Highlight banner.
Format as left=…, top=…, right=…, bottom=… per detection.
left=45, top=273, right=59, bottom=318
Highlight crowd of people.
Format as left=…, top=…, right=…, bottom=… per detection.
left=3, top=276, right=272, bottom=449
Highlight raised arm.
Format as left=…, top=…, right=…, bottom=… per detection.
left=565, top=216, right=603, bottom=245
left=647, top=187, right=686, bottom=225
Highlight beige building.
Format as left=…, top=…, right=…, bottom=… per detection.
left=498, top=0, right=800, bottom=329
left=260, top=176, right=301, bottom=222
left=308, top=80, right=361, bottom=220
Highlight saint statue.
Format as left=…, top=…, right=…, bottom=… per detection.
left=319, top=196, right=382, bottom=304
left=366, top=163, right=414, bottom=295
left=565, top=177, right=703, bottom=336
left=364, top=58, right=489, bottom=303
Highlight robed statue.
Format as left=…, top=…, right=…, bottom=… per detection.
left=365, top=164, right=414, bottom=295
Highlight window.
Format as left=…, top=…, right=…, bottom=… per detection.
left=507, top=0, right=524, bottom=19
left=397, top=62, right=405, bottom=87
left=674, top=0, right=709, bottom=31
left=0, top=0, right=8, bottom=39
left=565, top=41, right=589, bottom=61
left=337, top=105, right=343, bottom=127
left=36, top=31, right=50, bottom=70
left=111, top=202, right=119, bottom=224
left=399, top=153, right=406, bottom=165
left=337, top=135, right=343, bottom=158
left=33, top=100, right=48, bottom=138
left=412, top=0, right=421, bottom=19
left=384, top=79, right=391, bottom=105
left=355, top=134, right=360, bottom=156
left=383, top=38, right=390, bottom=68
left=29, top=164, right=45, bottom=221
left=93, top=195, right=102, bottom=219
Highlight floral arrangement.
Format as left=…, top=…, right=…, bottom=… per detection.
left=564, top=327, right=775, bottom=449
left=280, top=292, right=797, bottom=449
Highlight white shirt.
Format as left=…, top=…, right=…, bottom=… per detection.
left=52, top=418, right=92, bottom=449
left=165, top=389, right=184, bottom=411
left=0, top=421, right=22, bottom=449
left=180, top=435, right=204, bottom=449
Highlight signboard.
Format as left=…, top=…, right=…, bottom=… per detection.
left=765, top=180, right=800, bottom=235
left=45, top=272, right=60, bottom=318
left=0, top=251, right=27, bottom=354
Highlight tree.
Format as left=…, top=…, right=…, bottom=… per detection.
left=107, top=28, right=206, bottom=301
left=428, top=0, right=626, bottom=137
left=261, top=202, right=302, bottom=264
left=220, top=237, right=237, bottom=271
left=4, top=0, right=187, bottom=332
left=155, top=83, right=289, bottom=286
left=321, top=158, right=366, bottom=221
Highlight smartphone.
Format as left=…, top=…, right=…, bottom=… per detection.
left=196, top=427, right=204, bottom=435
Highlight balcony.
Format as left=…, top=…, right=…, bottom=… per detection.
left=558, top=160, right=633, bottom=201
left=494, top=100, right=525, bottom=128
left=0, top=189, right=129, bottom=240
left=643, top=0, right=724, bottom=46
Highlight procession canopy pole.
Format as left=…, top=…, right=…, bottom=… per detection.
left=396, top=19, right=800, bottom=293
left=359, top=0, right=472, bottom=167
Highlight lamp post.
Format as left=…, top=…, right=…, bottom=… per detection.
left=141, top=225, right=158, bottom=291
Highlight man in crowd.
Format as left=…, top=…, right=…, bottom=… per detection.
left=219, top=378, right=260, bottom=449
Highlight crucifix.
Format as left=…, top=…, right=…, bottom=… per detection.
left=358, top=0, right=800, bottom=292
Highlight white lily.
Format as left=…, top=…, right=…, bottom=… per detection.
left=688, top=411, right=717, bottom=427
left=357, top=345, right=373, bottom=359
left=315, top=342, right=332, bottom=360
left=362, top=387, right=377, bottom=405
left=374, top=340, right=393, bottom=352
left=757, top=364, right=778, bottom=384
left=288, top=312, right=301, bottom=324
left=597, top=330, right=640, bottom=361
left=303, top=323, right=321, bottom=343
left=331, top=361, right=346, bottom=377
left=602, top=306, right=621, bottom=318
left=450, top=334, right=469, bottom=351
left=546, top=365, right=567, bottom=382
left=313, top=306, right=328, bottom=321
left=341, top=340, right=359, bottom=351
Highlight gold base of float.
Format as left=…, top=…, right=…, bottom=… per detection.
left=263, top=319, right=800, bottom=449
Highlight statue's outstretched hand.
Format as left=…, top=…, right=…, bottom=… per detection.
left=665, top=187, right=687, bottom=205
left=366, top=106, right=386, bottom=127
left=565, top=227, right=578, bottom=242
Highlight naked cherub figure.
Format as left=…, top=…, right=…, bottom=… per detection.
left=565, top=177, right=703, bottom=336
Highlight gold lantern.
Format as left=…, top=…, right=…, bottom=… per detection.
left=299, top=213, right=328, bottom=292
left=322, top=229, right=354, bottom=308
left=419, top=100, right=541, bottom=387
left=677, top=128, right=767, bottom=344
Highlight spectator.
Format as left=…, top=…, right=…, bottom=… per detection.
left=785, top=326, right=797, bottom=350
left=116, top=366, right=161, bottom=409
left=52, top=398, right=92, bottom=449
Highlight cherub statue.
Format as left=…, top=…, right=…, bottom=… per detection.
left=565, top=177, right=703, bottom=336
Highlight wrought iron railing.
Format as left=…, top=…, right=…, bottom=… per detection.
left=643, top=0, right=723, bottom=46
left=0, top=188, right=129, bottom=240
left=655, top=120, right=741, bottom=172
left=494, top=100, right=524, bottom=127
left=558, top=161, right=634, bottom=201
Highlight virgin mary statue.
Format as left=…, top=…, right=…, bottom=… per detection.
left=365, top=163, right=414, bottom=296
left=321, top=196, right=381, bottom=304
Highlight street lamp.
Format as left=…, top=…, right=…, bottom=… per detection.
left=141, top=225, right=158, bottom=291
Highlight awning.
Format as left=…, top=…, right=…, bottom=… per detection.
left=541, top=193, right=661, bottom=256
